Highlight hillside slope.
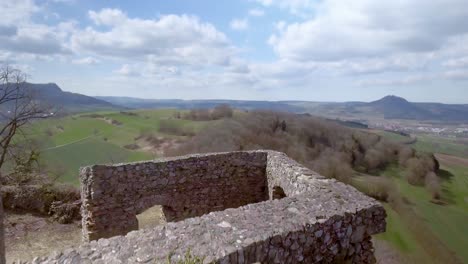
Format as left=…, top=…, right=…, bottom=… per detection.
left=368, top=95, right=435, bottom=119
left=0, top=83, right=120, bottom=113
left=295, top=96, right=468, bottom=122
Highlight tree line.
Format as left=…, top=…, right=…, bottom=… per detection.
left=168, top=111, right=441, bottom=201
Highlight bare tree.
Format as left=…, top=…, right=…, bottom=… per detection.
left=211, top=104, right=233, bottom=120
left=0, top=66, right=49, bottom=168
left=0, top=196, right=3, bottom=264
left=0, top=65, right=49, bottom=263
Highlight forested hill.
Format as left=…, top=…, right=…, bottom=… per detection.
left=97, top=95, right=468, bottom=122
left=0, top=83, right=120, bottom=113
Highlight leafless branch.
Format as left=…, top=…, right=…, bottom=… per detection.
left=0, top=65, right=50, bottom=170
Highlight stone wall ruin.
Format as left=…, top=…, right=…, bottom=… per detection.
left=29, top=150, right=386, bottom=263
left=81, top=151, right=268, bottom=241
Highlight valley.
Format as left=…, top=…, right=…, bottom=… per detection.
left=3, top=106, right=468, bottom=263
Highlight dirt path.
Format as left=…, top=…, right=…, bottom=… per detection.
left=435, top=153, right=468, bottom=167
left=5, top=212, right=81, bottom=263
left=138, top=136, right=183, bottom=156
left=41, top=135, right=95, bottom=151
left=4, top=207, right=166, bottom=263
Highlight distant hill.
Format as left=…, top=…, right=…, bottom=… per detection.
left=368, top=95, right=436, bottom=120
left=6, top=86, right=463, bottom=122
left=95, top=96, right=304, bottom=113
left=294, top=95, right=468, bottom=122
left=96, top=95, right=468, bottom=122
left=0, top=83, right=120, bottom=113
left=368, top=95, right=468, bottom=121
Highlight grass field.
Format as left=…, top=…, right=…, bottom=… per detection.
left=21, top=109, right=213, bottom=184
left=377, top=164, right=467, bottom=263
left=374, top=130, right=413, bottom=144
left=360, top=129, right=468, bottom=263
left=413, top=135, right=468, bottom=158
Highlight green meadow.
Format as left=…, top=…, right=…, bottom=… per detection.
left=25, top=109, right=212, bottom=185
left=414, top=134, right=468, bottom=158
left=374, top=131, right=468, bottom=263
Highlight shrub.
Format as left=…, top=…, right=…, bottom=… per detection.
left=2, top=184, right=80, bottom=216
left=49, top=200, right=82, bottom=224
left=45, top=128, right=54, bottom=137
left=124, top=143, right=140, bottom=150
left=183, top=109, right=211, bottom=121
left=159, top=120, right=195, bottom=136
left=398, top=146, right=415, bottom=166
left=173, top=111, right=182, bottom=119
left=354, top=177, right=397, bottom=202
left=210, top=104, right=233, bottom=120
left=182, top=105, right=233, bottom=121
left=405, top=157, right=429, bottom=185
left=313, top=150, right=353, bottom=184
left=166, top=250, right=206, bottom=264
left=425, top=171, right=441, bottom=200
left=80, top=113, right=104, bottom=118
left=405, top=154, right=438, bottom=186
left=111, top=119, right=123, bottom=126
left=120, top=111, right=138, bottom=116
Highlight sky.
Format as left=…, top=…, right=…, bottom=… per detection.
left=1, top=0, right=468, bottom=103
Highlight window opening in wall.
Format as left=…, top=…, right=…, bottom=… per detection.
left=272, top=186, right=287, bottom=200
left=136, top=205, right=166, bottom=230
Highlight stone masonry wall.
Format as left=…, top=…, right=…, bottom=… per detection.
left=81, top=152, right=268, bottom=241
left=30, top=150, right=386, bottom=263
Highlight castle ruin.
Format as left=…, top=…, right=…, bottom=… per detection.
left=14, top=150, right=386, bottom=263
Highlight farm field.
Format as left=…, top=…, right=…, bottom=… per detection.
left=23, top=109, right=214, bottom=184
left=413, top=134, right=468, bottom=158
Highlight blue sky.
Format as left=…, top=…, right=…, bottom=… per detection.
left=1, top=0, right=468, bottom=103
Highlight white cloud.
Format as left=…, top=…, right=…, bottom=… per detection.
left=443, top=57, right=468, bottom=68
left=88, top=8, right=126, bottom=26
left=230, top=18, right=249, bottom=31
left=444, top=69, right=468, bottom=80
left=0, top=0, right=73, bottom=56
left=0, top=23, right=72, bottom=55
left=72, top=10, right=233, bottom=67
left=274, top=21, right=286, bottom=32
left=48, top=0, right=76, bottom=3
left=248, top=9, right=265, bottom=17
left=253, top=0, right=316, bottom=16
left=72, top=56, right=100, bottom=65
left=344, top=54, right=432, bottom=74
left=0, top=0, right=39, bottom=26
left=269, top=0, right=468, bottom=62
left=357, top=74, right=435, bottom=87
left=115, top=64, right=139, bottom=76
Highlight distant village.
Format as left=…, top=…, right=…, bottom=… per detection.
left=371, top=121, right=468, bottom=138
left=337, top=117, right=468, bottom=139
